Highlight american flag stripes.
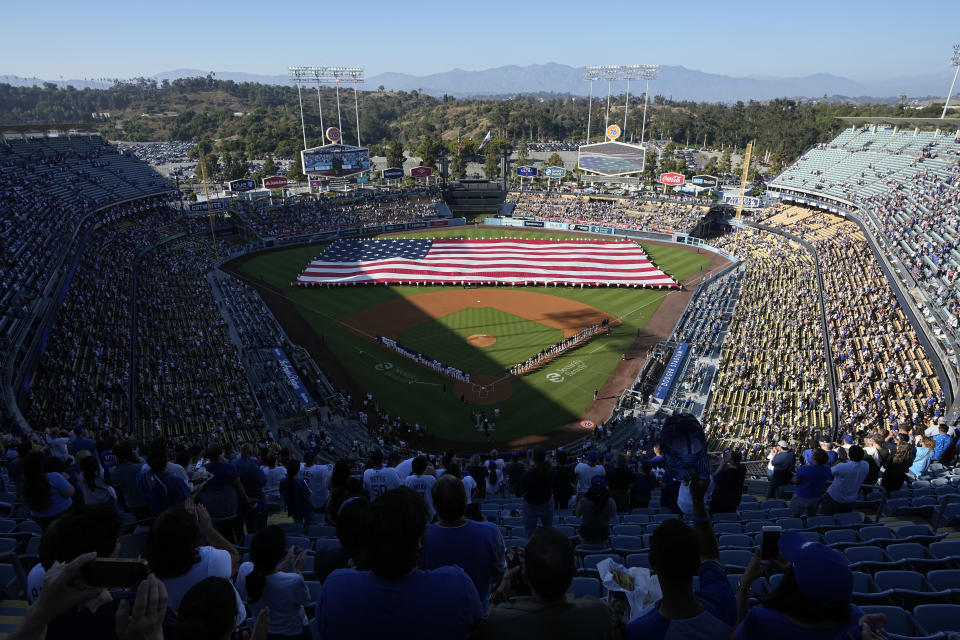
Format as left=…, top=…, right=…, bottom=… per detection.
left=295, top=238, right=679, bottom=288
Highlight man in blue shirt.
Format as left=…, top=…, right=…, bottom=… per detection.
left=790, top=448, right=832, bottom=517
left=419, top=475, right=506, bottom=606
left=317, top=487, right=483, bottom=639
left=234, top=444, right=266, bottom=533
left=933, top=425, right=953, bottom=461
left=68, top=427, right=96, bottom=458
left=625, top=475, right=736, bottom=640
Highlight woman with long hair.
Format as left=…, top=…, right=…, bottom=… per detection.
left=485, top=459, right=502, bottom=496
left=78, top=454, right=116, bottom=507
left=575, top=475, right=616, bottom=543
left=909, top=436, right=936, bottom=478
left=143, top=503, right=242, bottom=622
left=20, top=451, right=74, bottom=529
left=236, top=525, right=310, bottom=639
left=881, top=442, right=914, bottom=494
left=177, top=576, right=267, bottom=640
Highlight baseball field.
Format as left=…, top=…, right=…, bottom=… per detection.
left=229, top=227, right=713, bottom=446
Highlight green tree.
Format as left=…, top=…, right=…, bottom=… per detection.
left=262, top=156, right=278, bottom=176
left=386, top=140, right=405, bottom=169
left=415, top=134, right=443, bottom=169
left=451, top=153, right=467, bottom=179
left=518, top=138, right=529, bottom=162
left=718, top=148, right=732, bottom=176
left=288, top=153, right=305, bottom=181
left=703, top=156, right=719, bottom=176
left=546, top=152, right=563, bottom=169
left=484, top=149, right=500, bottom=179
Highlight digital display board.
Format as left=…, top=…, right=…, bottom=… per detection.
left=577, top=141, right=646, bottom=177
left=301, top=144, right=371, bottom=177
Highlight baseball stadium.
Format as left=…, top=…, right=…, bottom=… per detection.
left=1, top=32, right=960, bottom=640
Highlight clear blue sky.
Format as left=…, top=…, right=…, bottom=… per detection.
left=3, top=0, right=957, bottom=81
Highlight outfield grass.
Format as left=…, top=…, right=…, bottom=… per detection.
left=236, top=228, right=711, bottom=442
left=397, top=307, right=563, bottom=376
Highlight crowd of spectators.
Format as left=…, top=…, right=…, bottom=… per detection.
left=760, top=207, right=947, bottom=434
left=704, top=226, right=833, bottom=459
left=770, top=125, right=960, bottom=357
left=23, top=205, right=189, bottom=435
left=6, top=423, right=923, bottom=640
left=511, top=192, right=706, bottom=234
left=234, top=189, right=441, bottom=238
left=135, top=236, right=263, bottom=439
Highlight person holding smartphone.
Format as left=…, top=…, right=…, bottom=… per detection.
left=734, top=531, right=886, bottom=639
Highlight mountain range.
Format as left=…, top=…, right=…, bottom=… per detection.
left=2, top=63, right=954, bottom=103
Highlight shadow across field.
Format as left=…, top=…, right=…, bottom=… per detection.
left=219, top=229, right=724, bottom=449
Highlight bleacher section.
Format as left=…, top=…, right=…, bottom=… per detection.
left=769, top=125, right=960, bottom=369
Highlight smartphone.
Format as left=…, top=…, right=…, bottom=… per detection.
left=760, top=526, right=782, bottom=561
left=81, top=558, right=150, bottom=589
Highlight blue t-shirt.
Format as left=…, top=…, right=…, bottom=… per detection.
left=317, top=566, right=483, bottom=639
left=31, top=473, right=74, bottom=518
left=419, top=520, right=505, bottom=605
left=625, top=561, right=736, bottom=640
left=794, top=464, right=832, bottom=500
left=737, top=603, right=865, bottom=640
left=933, top=433, right=952, bottom=461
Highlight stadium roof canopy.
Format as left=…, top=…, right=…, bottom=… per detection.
left=1, top=122, right=100, bottom=136
left=838, top=116, right=960, bottom=128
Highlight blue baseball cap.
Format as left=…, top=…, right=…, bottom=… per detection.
left=587, top=450, right=599, bottom=463
left=779, top=531, right=852, bottom=603
left=843, top=434, right=854, bottom=444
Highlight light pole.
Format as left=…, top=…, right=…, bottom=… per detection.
left=942, top=44, right=960, bottom=119
left=639, top=65, right=659, bottom=145
left=288, top=66, right=365, bottom=146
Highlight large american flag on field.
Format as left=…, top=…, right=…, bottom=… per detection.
left=296, top=238, right=679, bottom=288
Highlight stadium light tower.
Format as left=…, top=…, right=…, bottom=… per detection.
left=942, top=44, right=960, bottom=119
left=584, top=65, right=657, bottom=143
left=288, top=66, right=365, bottom=147
left=637, top=65, right=659, bottom=145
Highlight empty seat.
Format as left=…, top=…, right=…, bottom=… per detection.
left=567, top=576, right=603, bottom=598
left=913, top=604, right=960, bottom=636
left=612, top=525, right=645, bottom=537
left=824, top=529, right=859, bottom=548
left=625, top=553, right=650, bottom=569
left=860, top=605, right=931, bottom=639
left=714, top=523, right=744, bottom=535
left=718, top=534, right=753, bottom=549
left=718, top=550, right=752, bottom=572
left=581, top=554, right=619, bottom=572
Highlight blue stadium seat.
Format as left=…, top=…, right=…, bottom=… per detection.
left=581, top=553, right=619, bottom=573
left=625, top=553, right=650, bottom=569
left=859, top=606, right=934, bottom=640
left=621, top=514, right=650, bottom=525
left=824, top=529, right=859, bottom=548
left=718, top=534, right=753, bottom=549
left=845, top=546, right=894, bottom=572
left=718, top=549, right=752, bottom=573
left=567, top=576, right=603, bottom=598
left=714, top=523, right=744, bottom=535
left=874, top=570, right=952, bottom=608
left=610, top=536, right=646, bottom=555
left=913, top=604, right=960, bottom=637
left=612, top=525, right=645, bottom=537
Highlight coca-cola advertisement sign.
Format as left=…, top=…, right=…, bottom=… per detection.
left=658, top=172, right=685, bottom=186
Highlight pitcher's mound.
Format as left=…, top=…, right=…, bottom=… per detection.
left=467, top=334, right=496, bottom=347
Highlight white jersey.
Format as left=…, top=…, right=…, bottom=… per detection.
left=404, top=474, right=437, bottom=519
left=462, top=474, right=478, bottom=504
left=363, top=466, right=402, bottom=500
left=300, top=463, right=332, bottom=509
left=574, top=462, right=605, bottom=494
